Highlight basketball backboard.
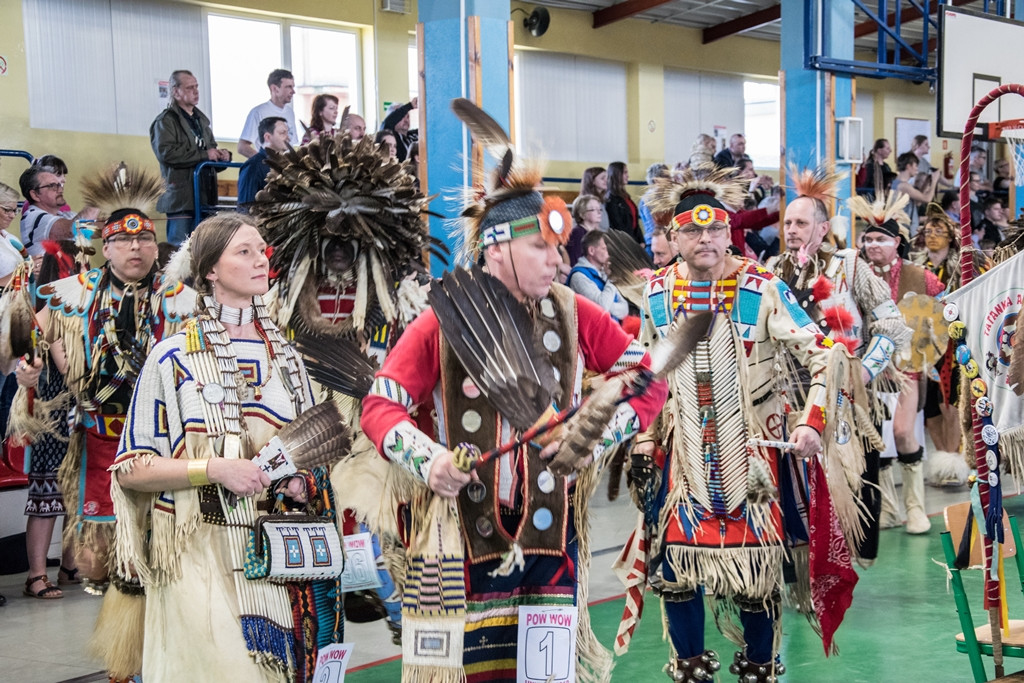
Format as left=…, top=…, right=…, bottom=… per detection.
left=937, top=7, right=1024, bottom=139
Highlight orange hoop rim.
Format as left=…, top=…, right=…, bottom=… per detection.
left=986, top=118, right=1024, bottom=138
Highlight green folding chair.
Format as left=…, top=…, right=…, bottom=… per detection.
left=941, top=502, right=1024, bottom=682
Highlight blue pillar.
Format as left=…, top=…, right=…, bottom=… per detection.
left=420, top=0, right=511, bottom=275
left=781, top=0, right=855, bottom=235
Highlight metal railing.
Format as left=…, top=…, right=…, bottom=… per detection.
left=192, top=160, right=244, bottom=224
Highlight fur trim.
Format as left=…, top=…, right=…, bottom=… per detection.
left=88, top=587, right=145, bottom=679
left=925, top=449, right=971, bottom=487
left=811, top=275, right=834, bottom=302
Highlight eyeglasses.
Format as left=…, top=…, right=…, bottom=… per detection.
left=106, top=233, right=157, bottom=246
left=920, top=228, right=948, bottom=238
left=35, top=182, right=64, bottom=192
left=678, top=224, right=729, bottom=239
left=0, top=205, right=17, bottom=216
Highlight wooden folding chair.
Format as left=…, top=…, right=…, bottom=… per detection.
left=941, top=502, right=1024, bottom=682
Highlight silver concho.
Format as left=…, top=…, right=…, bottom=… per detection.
left=943, top=302, right=959, bottom=322
left=475, top=517, right=494, bottom=538
left=543, top=330, right=562, bottom=353
left=547, top=209, right=565, bottom=235
left=467, top=481, right=487, bottom=503
left=835, top=420, right=852, bottom=445
left=462, top=410, right=482, bottom=433
left=986, top=450, right=998, bottom=470
left=537, top=470, right=556, bottom=494
left=989, top=472, right=1000, bottom=487
left=462, top=376, right=481, bottom=400
left=982, top=424, right=1000, bottom=446
left=540, top=298, right=556, bottom=319
left=202, top=383, right=226, bottom=404
left=532, top=507, right=554, bottom=531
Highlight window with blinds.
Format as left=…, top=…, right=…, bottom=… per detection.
left=514, top=51, right=628, bottom=163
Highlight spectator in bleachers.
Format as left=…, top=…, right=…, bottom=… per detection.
left=150, top=69, right=229, bottom=246
left=736, top=157, right=774, bottom=206
left=910, top=135, right=934, bottom=172
left=954, top=144, right=993, bottom=193
left=237, top=117, right=290, bottom=209
left=301, top=93, right=339, bottom=144
left=380, top=98, right=418, bottom=162
left=650, top=227, right=678, bottom=269
left=18, top=166, right=97, bottom=268
left=580, top=166, right=610, bottom=230
left=606, top=161, right=642, bottom=244
left=566, top=194, right=603, bottom=265
left=993, top=157, right=1012, bottom=194
left=24, top=156, right=71, bottom=216
left=974, top=195, right=1009, bottom=246
left=940, top=189, right=960, bottom=223
left=344, top=112, right=367, bottom=141
left=376, top=129, right=398, bottom=160
left=639, top=163, right=667, bottom=254
left=969, top=171, right=985, bottom=225
left=688, top=133, right=717, bottom=168
left=857, top=138, right=896, bottom=194
left=713, top=133, right=746, bottom=169
left=891, top=151, right=939, bottom=235
left=567, top=230, right=628, bottom=322
left=237, top=69, right=299, bottom=158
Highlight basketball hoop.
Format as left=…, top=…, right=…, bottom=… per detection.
left=989, top=118, right=1024, bottom=185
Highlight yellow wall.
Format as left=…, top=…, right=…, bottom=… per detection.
left=1, top=0, right=955, bottom=221
left=0, top=0, right=417, bottom=239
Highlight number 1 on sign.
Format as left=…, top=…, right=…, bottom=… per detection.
left=516, top=605, right=578, bottom=683
left=539, top=630, right=554, bottom=678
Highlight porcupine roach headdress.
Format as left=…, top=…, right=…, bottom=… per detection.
left=450, top=98, right=571, bottom=264
left=642, top=163, right=748, bottom=231
left=247, top=122, right=446, bottom=332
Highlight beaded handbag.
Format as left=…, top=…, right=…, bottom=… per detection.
left=244, top=513, right=345, bottom=583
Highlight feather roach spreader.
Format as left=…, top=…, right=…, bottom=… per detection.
left=247, top=128, right=447, bottom=335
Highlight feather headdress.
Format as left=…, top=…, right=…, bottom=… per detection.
left=642, top=164, right=747, bottom=231
left=81, top=163, right=165, bottom=222
left=846, top=191, right=911, bottom=235
left=247, top=130, right=445, bottom=332
left=450, top=98, right=571, bottom=263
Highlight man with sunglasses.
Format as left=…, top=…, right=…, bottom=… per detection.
left=18, top=165, right=98, bottom=266
left=16, top=167, right=195, bottom=598
left=629, top=167, right=837, bottom=682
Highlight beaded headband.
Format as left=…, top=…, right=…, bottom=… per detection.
left=102, top=213, right=155, bottom=240
left=479, top=196, right=572, bottom=249
left=671, top=203, right=730, bottom=230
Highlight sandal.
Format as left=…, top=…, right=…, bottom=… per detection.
left=58, top=565, right=81, bottom=585
left=23, top=575, right=63, bottom=599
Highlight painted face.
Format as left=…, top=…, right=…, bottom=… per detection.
left=102, top=231, right=158, bottom=283
left=674, top=220, right=730, bottom=273
left=494, top=232, right=562, bottom=301
left=862, top=232, right=899, bottom=266
left=207, top=224, right=270, bottom=303
left=921, top=223, right=951, bottom=252
left=782, top=197, right=829, bottom=255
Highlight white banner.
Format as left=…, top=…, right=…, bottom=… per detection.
left=311, top=643, right=353, bottom=683
left=944, top=251, right=1024, bottom=432
left=339, top=532, right=382, bottom=593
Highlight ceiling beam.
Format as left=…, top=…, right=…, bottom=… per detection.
left=854, top=0, right=975, bottom=39
left=702, top=4, right=781, bottom=44
left=593, top=0, right=676, bottom=29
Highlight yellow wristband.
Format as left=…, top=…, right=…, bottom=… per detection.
left=187, top=459, right=211, bottom=487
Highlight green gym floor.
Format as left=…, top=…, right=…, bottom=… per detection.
left=347, top=495, right=1024, bottom=683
